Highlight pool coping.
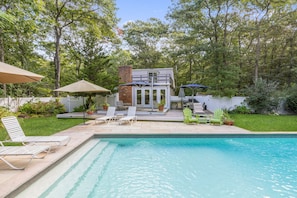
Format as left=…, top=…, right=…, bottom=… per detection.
left=2, top=120, right=297, bottom=197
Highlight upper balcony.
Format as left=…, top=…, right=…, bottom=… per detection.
left=132, top=74, right=173, bottom=86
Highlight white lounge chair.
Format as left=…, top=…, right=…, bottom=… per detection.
left=0, top=142, right=50, bottom=170
left=118, top=106, right=137, bottom=125
left=193, top=103, right=205, bottom=114
left=95, top=106, right=116, bottom=124
left=1, top=116, right=71, bottom=147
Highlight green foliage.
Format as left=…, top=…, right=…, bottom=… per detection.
left=158, top=99, right=165, bottom=107
left=230, top=105, right=251, bottom=114
left=222, top=110, right=233, bottom=122
left=102, top=102, right=110, bottom=107
left=285, top=85, right=297, bottom=113
left=244, top=78, right=279, bottom=114
left=87, top=104, right=96, bottom=112
left=1, top=0, right=297, bottom=98
left=73, top=105, right=85, bottom=112
left=18, top=99, right=65, bottom=116
left=123, top=18, right=169, bottom=69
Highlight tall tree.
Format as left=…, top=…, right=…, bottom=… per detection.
left=122, top=18, right=169, bottom=69
left=40, top=0, right=117, bottom=95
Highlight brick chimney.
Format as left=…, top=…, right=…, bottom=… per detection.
left=118, top=66, right=132, bottom=105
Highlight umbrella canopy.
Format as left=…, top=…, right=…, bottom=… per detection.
left=180, top=83, right=208, bottom=108
left=54, top=80, right=110, bottom=93
left=180, top=83, right=208, bottom=89
left=0, top=61, right=44, bottom=83
left=54, top=80, right=110, bottom=125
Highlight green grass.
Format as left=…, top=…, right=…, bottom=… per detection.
left=1, top=114, right=297, bottom=142
left=232, top=114, right=297, bottom=132
left=0, top=116, right=83, bottom=141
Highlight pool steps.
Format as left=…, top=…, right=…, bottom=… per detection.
left=70, top=142, right=117, bottom=197
left=41, top=140, right=117, bottom=197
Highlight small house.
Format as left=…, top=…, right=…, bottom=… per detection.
left=118, top=66, right=175, bottom=110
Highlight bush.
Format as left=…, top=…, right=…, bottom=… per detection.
left=285, top=85, right=297, bottom=113
left=230, top=105, right=251, bottom=114
left=73, top=105, right=85, bottom=112
left=18, top=99, right=65, bottom=116
left=244, top=78, right=279, bottom=114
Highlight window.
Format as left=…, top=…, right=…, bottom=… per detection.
left=148, top=72, right=157, bottom=83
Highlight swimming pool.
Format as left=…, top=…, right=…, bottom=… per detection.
left=21, top=136, right=297, bottom=197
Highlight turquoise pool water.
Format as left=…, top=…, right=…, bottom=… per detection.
left=41, top=137, right=297, bottom=197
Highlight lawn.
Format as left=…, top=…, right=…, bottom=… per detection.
left=0, top=116, right=83, bottom=141
left=232, top=114, right=297, bottom=132
left=0, top=114, right=297, bottom=142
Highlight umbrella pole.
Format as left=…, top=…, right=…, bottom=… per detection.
left=82, top=96, right=86, bottom=125
left=192, top=88, right=194, bottom=111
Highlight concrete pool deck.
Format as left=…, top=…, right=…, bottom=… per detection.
left=0, top=114, right=294, bottom=197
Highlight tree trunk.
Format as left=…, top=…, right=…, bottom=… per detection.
left=255, top=21, right=260, bottom=82
left=0, top=29, right=6, bottom=96
left=54, top=26, right=61, bottom=96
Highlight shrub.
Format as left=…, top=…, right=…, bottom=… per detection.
left=73, top=105, right=85, bottom=112
left=285, top=85, right=297, bottom=113
left=18, top=99, right=65, bottom=116
left=244, top=78, right=279, bottom=114
left=230, top=105, right=251, bottom=114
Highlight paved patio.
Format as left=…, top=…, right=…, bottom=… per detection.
left=1, top=111, right=253, bottom=197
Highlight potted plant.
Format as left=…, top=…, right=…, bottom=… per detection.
left=223, top=111, right=234, bottom=125
left=158, top=100, right=165, bottom=111
left=86, top=104, right=96, bottom=115
left=102, top=102, right=109, bottom=111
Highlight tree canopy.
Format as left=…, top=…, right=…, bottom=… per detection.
left=0, top=0, right=296, bottom=98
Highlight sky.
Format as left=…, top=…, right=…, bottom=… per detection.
left=116, top=0, right=172, bottom=27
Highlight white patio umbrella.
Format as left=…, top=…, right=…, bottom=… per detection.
left=54, top=80, right=110, bottom=124
left=0, top=61, right=44, bottom=83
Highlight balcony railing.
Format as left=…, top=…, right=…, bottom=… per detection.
left=132, top=74, right=173, bottom=85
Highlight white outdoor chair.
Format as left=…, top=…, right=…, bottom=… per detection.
left=193, top=103, right=205, bottom=114
left=95, top=106, right=116, bottom=124
left=118, top=106, right=137, bottom=125
left=0, top=142, right=50, bottom=170
left=1, top=116, right=71, bottom=147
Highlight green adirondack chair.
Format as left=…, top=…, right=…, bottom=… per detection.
left=209, top=109, right=224, bottom=125
left=183, top=107, right=199, bottom=124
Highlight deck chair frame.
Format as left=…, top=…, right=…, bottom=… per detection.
left=1, top=116, right=70, bottom=147
left=118, top=106, right=137, bottom=125
left=95, top=106, right=116, bottom=124
left=0, top=142, right=50, bottom=170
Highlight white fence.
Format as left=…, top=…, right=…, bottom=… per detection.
left=0, top=94, right=245, bottom=113
left=195, top=95, right=246, bottom=112
left=170, top=95, right=246, bottom=112
left=0, top=94, right=117, bottom=113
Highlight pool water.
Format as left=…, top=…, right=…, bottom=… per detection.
left=41, top=137, right=297, bottom=197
